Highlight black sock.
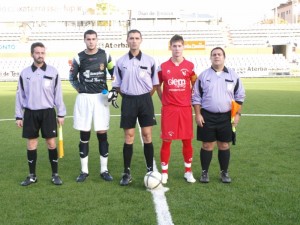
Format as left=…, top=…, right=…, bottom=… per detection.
left=218, top=149, right=230, bottom=172
left=144, top=143, right=154, bottom=172
left=123, top=143, right=133, bottom=174
left=48, top=148, right=58, bottom=174
left=200, top=148, right=213, bottom=172
left=27, top=149, right=37, bottom=175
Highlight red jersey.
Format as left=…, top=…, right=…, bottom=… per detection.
left=158, top=58, right=196, bottom=107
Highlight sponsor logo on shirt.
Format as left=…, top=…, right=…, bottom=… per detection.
left=167, top=77, right=186, bottom=88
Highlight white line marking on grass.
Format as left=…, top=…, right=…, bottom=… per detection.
left=242, top=114, right=300, bottom=117
left=137, top=120, right=174, bottom=225
left=1, top=114, right=300, bottom=122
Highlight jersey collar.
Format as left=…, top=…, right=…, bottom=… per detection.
left=31, top=63, right=47, bottom=72
left=211, top=65, right=229, bottom=73
left=128, top=51, right=142, bottom=60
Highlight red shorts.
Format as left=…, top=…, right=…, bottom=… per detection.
left=160, top=105, right=193, bottom=140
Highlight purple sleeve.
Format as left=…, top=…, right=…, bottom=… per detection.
left=192, top=77, right=202, bottom=105
left=54, top=75, right=66, bottom=117
left=15, top=75, right=25, bottom=119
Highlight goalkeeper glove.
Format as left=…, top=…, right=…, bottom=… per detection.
left=108, top=87, right=119, bottom=108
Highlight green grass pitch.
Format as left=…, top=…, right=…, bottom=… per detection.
left=0, top=77, right=299, bottom=225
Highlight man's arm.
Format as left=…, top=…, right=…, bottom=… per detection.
left=150, top=85, right=159, bottom=96
left=192, top=78, right=204, bottom=127
left=107, top=54, right=114, bottom=79
left=15, top=75, right=24, bottom=121
left=193, top=104, right=205, bottom=127
left=156, top=84, right=162, bottom=101
left=69, top=56, right=80, bottom=92
left=54, top=73, right=67, bottom=118
left=190, top=73, right=197, bottom=88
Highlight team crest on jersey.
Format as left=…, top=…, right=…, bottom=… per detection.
left=167, top=69, right=171, bottom=74
left=168, top=131, right=174, bottom=137
left=180, top=68, right=189, bottom=76
left=100, top=63, right=105, bottom=71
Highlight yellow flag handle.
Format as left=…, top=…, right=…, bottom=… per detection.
left=58, top=125, right=64, bottom=158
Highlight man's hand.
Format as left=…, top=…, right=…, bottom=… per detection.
left=108, top=87, right=119, bottom=108
left=16, top=119, right=23, bottom=128
left=57, top=117, right=65, bottom=126
left=195, top=114, right=205, bottom=127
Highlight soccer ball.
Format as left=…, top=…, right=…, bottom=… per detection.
left=144, top=171, right=162, bottom=190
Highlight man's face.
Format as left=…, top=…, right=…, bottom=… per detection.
left=170, top=41, right=184, bottom=58
left=127, top=32, right=142, bottom=51
left=84, top=34, right=98, bottom=51
left=32, top=46, right=45, bottom=65
left=210, top=49, right=225, bottom=67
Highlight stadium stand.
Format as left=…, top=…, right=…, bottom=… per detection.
left=228, top=24, right=300, bottom=46
left=1, top=24, right=299, bottom=47
left=161, top=53, right=291, bottom=77
left=0, top=31, right=23, bottom=42
left=137, top=25, right=227, bottom=47
left=0, top=29, right=123, bottom=42
left=0, top=24, right=298, bottom=81
left=0, top=57, right=71, bottom=81
left=27, top=30, right=123, bottom=42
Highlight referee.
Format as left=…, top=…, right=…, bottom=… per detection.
left=15, top=42, right=66, bottom=186
left=112, top=29, right=159, bottom=186
left=192, top=47, right=246, bottom=183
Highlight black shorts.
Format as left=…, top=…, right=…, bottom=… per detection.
left=23, top=108, right=57, bottom=139
left=120, top=93, right=157, bottom=129
left=197, top=109, right=232, bottom=142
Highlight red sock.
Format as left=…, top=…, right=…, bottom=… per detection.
left=160, top=140, right=171, bottom=173
left=182, top=139, right=193, bottom=172
left=162, top=169, right=168, bottom=174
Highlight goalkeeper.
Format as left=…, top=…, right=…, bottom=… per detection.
left=69, top=29, right=118, bottom=183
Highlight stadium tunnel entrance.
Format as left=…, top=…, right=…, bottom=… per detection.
left=272, top=43, right=297, bottom=63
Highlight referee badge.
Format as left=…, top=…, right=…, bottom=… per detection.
left=100, top=63, right=105, bottom=71
left=227, top=83, right=234, bottom=91
left=139, top=70, right=146, bottom=78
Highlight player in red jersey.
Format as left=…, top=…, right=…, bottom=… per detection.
left=156, top=34, right=197, bottom=184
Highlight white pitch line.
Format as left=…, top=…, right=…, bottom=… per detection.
left=2, top=113, right=300, bottom=122
left=137, top=120, right=174, bottom=225
left=241, top=114, right=300, bottom=117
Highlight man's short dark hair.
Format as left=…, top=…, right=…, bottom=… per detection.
left=127, top=29, right=142, bottom=39
left=170, top=34, right=184, bottom=46
left=31, top=42, right=45, bottom=54
left=84, top=30, right=97, bottom=39
left=211, top=47, right=226, bottom=58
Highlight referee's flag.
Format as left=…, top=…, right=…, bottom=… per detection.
left=231, top=100, right=241, bottom=145
left=58, top=125, right=64, bottom=158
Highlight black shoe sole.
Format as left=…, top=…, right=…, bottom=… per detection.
left=76, top=174, right=89, bottom=182
left=20, top=180, right=37, bottom=186
left=100, top=174, right=113, bottom=181
left=120, top=179, right=132, bottom=186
